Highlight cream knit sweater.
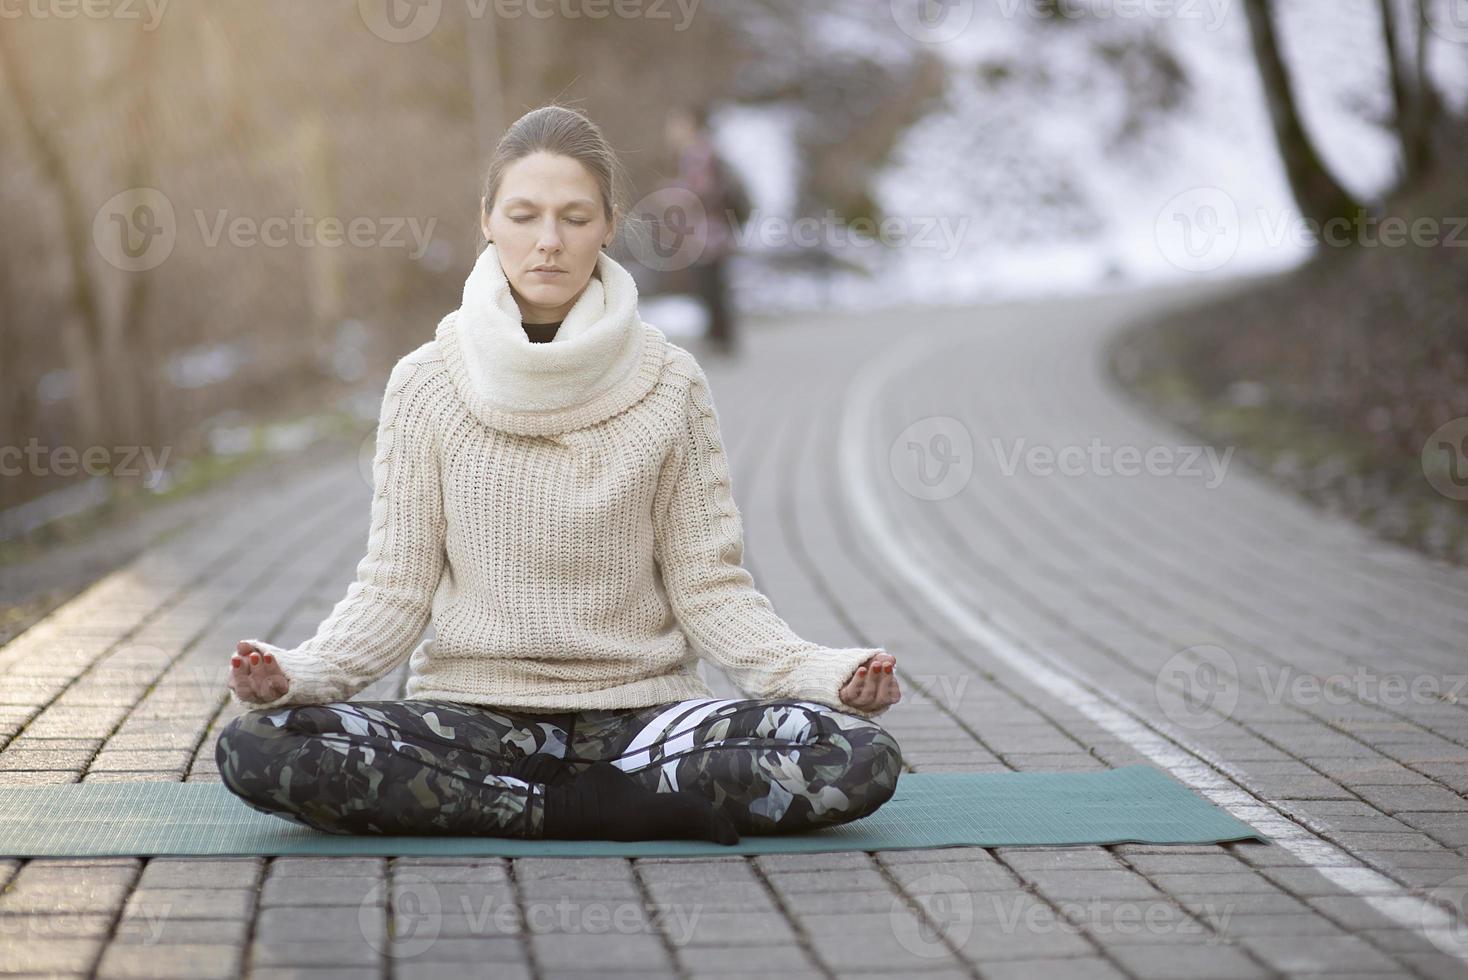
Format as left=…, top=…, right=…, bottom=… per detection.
left=237, top=243, right=889, bottom=719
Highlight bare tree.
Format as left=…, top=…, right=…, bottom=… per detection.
left=0, top=27, right=122, bottom=450
left=1241, top=0, right=1363, bottom=231
left=1376, top=0, right=1444, bottom=182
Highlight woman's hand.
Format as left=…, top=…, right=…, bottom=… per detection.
left=229, top=640, right=290, bottom=704
left=839, top=651, right=901, bottom=713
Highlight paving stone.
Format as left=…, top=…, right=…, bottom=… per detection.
left=886, top=860, right=1022, bottom=892
left=1021, top=870, right=1162, bottom=901
left=267, top=857, right=386, bottom=878
left=635, top=860, right=756, bottom=884
left=640, top=880, right=775, bottom=912
left=1121, top=853, right=1248, bottom=875
left=123, top=887, right=256, bottom=920
left=511, top=857, right=631, bottom=881
left=0, top=865, right=138, bottom=914
left=112, top=914, right=250, bottom=945
left=674, top=942, right=820, bottom=972
left=805, top=911, right=965, bottom=971
left=95, top=942, right=242, bottom=979
left=85, top=751, right=190, bottom=774
left=1258, top=867, right=1380, bottom=897
left=515, top=878, right=641, bottom=903
left=975, top=957, right=1129, bottom=980
left=527, top=931, right=671, bottom=970
left=1352, top=785, right=1468, bottom=813
left=258, top=877, right=386, bottom=908
left=1177, top=892, right=1313, bottom=916
left=0, top=937, right=103, bottom=973
left=1210, top=912, right=1350, bottom=937
left=763, top=868, right=891, bottom=894
left=772, top=890, right=897, bottom=914
left=413, top=909, right=522, bottom=939
left=1144, top=871, right=1281, bottom=896
left=996, top=847, right=1121, bottom=872
left=0, top=748, right=94, bottom=770
left=1106, top=943, right=1273, bottom=979
left=0, top=911, right=114, bottom=941
left=388, top=861, right=507, bottom=883
left=81, top=770, right=181, bottom=782
left=664, top=909, right=798, bottom=946
left=393, top=965, right=528, bottom=980
left=136, top=858, right=263, bottom=889
left=1235, top=933, right=1403, bottom=974
left=1397, top=811, right=1468, bottom=847
left=379, top=935, right=525, bottom=964
left=254, top=905, right=387, bottom=943
left=250, top=940, right=382, bottom=969
left=750, top=851, right=873, bottom=872
left=951, top=921, right=1098, bottom=963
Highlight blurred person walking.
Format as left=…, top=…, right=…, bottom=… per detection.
left=664, top=102, right=750, bottom=357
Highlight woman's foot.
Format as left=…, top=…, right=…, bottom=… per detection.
left=542, top=760, right=740, bottom=844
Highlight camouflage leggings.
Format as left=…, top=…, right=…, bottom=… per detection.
left=215, top=696, right=903, bottom=838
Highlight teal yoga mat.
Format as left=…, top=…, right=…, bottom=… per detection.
left=0, top=766, right=1265, bottom=858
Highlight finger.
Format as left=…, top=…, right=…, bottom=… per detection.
left=857, top=664, right=879, bottom=703
left=250, top=660, right=284, bottom=699
left=873, top=670, right=894, bottom=704
left=265, top=672, right=289, bottom=699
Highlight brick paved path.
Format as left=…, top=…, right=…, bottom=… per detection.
left=2, top=281, right=1466, bottom=978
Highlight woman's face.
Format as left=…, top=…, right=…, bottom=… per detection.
left=482, top=151, right=614, bottom=325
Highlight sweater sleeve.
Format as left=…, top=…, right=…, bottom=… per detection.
left=653, top=357, right=890, bottom=719
left=231, top=355, right=447, bottom=711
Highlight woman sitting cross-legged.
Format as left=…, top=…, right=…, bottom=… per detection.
left=214, top=104, right=903, bottom=844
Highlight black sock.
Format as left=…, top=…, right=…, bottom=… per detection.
left=541, top=760, right=740, bottom=844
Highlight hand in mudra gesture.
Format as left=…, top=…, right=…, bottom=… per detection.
left=229, top=640, right=290, bottom=704
left=839, top=651, right=900, bottom=712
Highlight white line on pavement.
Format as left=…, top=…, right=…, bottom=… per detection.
left=837, top=330, right=1468, bottom=963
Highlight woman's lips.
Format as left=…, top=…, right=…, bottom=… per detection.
left=531, top=269, right=566, bottom=277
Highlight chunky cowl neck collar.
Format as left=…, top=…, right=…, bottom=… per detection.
left=435, top=242, right=668, bottom=436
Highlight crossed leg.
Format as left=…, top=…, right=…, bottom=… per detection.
left=584, top=696, right=905, bottom=835
left=214, top=696, right=904, bottom=838
left=215, top=698, right=570, bottom=837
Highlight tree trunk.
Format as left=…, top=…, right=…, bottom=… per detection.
left=1241, top=0, right=1364, bottom=233
left=1409, top=0, right=1440, bottom=176
left=1377, top=0, right=1420, bottom=182
left=0, top=27, right=116, bottom=449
